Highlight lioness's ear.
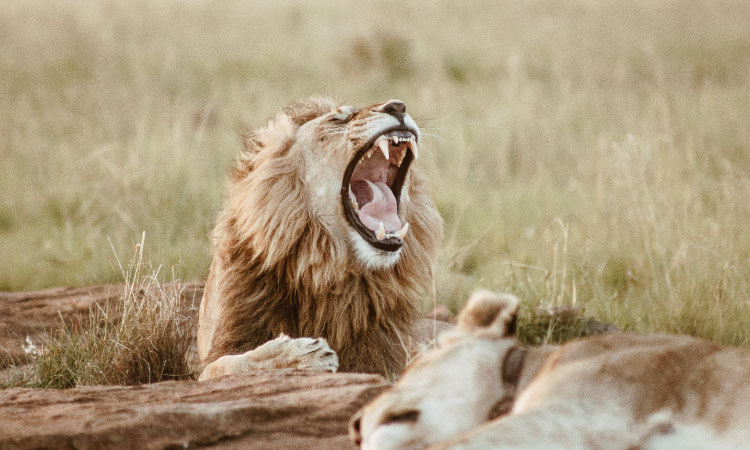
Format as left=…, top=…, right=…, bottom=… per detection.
left=456, top=290, right=519, bottom=337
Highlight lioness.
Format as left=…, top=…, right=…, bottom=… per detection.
left=352, top=291, right=750, bottom=449
left=198, top=98, right=445, bottom=380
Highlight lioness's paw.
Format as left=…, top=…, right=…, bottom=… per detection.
left=198, top=334, right=339, bottom=381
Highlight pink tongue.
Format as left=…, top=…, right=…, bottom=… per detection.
left=359, top=181, right=401, bottom=233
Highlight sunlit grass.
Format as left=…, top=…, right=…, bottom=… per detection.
left=28, top=234, right=194, bottom=388
left=1, top=0, right=749, bottom=347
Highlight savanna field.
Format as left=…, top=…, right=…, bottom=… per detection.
left=2, top=0, right=749, bottom=350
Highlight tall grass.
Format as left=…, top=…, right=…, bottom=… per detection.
left=30, top=234, right=194, bottom=388
left=1, top=0, right=749, bottom=347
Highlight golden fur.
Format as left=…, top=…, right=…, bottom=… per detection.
left=198, top=334, right=339, bottom=381
left=197, top=98, right=442, bottom=376
left=352, top=291, right=750, bottom=449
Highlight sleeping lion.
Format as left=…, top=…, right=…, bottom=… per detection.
left=352, top=291, right=750, bottom=449
left=197, top=98, right=446, bottom=380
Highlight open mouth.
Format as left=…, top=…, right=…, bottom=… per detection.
left=341, top=128, right=418, bottom=252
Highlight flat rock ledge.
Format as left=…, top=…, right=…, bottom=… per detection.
left=0, top=370, right=387, bottom=450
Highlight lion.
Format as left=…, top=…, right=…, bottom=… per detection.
left=197, top=98, right=445, bottom=380
left=351, top=290, right=750, bottom=449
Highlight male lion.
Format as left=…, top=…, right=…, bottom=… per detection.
left=352, top=291, right=750, bottom=449
left=197, top=98, right=444, bottom=380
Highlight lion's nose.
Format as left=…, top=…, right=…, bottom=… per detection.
left=380, top=99, right=406, bottom=118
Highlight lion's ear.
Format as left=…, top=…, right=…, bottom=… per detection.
left=242, top=132, right=264, bottom=155
left=456, top=290, right=519, bottom=337
left=241, top=97, right=337, bottom=156
left=282, top=96, right=337, bottom=126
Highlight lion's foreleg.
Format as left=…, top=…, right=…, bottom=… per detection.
left=198, top=334, right=339, bottom=381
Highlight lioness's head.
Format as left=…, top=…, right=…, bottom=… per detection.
left=350, top=291, right=522, bottom=449
left=234, top=97, right=432, bottom=271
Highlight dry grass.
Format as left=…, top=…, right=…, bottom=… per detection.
left=29, top=234, right=194, bottom=388
left=1, top=0, right=749, bottom=348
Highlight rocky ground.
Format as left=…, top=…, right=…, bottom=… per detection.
left=0, top=284, right=387, bottom=449
left=0, top=371, right=386, bottom=450
left=0, top=282, right=617, bottom=449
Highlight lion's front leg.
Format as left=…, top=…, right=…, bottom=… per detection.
left=198, top=334, right=339, bottom=381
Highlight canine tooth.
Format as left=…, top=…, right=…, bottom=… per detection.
left=377, top=138, right=390, bottom=160
left=366, top=149, right=373, bottom=159
left=409, top=137, right=418, bottom=160
left=376, top=222, right=386, bottom=240
left=397, top=222, right=409, bottom=239
left=349, top=186, right=358, bottom=209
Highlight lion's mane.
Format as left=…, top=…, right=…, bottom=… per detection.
left=200, top=98, right=442, bottom=374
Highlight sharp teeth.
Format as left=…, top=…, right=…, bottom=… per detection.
left=397, top=222, right=409, bottom=239
left=377, top=138, right=390, bottom=160
left=348, top=187, right=358, bottom=210
left=366, top=149, right=373, bottom=159
left=408, top=137, right=418, bottom=160
left=376, top=222, right=386, bottom=240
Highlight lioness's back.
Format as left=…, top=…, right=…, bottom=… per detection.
left=532, top=332, right=750, bottom=428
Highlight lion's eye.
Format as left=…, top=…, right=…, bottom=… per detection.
left=331, top=106, right=359, bottom=123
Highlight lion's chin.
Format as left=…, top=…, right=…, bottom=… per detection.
left=350, top=230, right=403, bottom=270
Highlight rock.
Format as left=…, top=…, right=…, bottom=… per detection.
left=426, top=305, right=456, bottom=324
left=0, top=284, right=388, bottom=449
left=534, top=305, right=619, bottom=335
left=522, top=305, right=619, bottom=346
left=0, top=282, right=204, bottom=370
left=0, top=370, right=388, bottom=450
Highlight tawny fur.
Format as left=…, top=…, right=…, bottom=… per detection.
left=353, top=291, right=750, bottom=449
left=198, top=98, right=443, bottom=375
left=198, top=334, right=339, bottom=381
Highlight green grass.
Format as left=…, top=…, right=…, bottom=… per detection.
left=1, top=0, right=749, bottom=348
left=24, top=234, right=194, bottom=389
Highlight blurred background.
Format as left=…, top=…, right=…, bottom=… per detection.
left=1, top=0, right=749, bottom=345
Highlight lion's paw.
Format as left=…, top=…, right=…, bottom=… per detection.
left=261, top=335, right=340, bottom=372
left=199, top=334, right=339, bottom=381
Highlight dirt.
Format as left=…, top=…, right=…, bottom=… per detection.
left=0, top=284, right=388, bottom=449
